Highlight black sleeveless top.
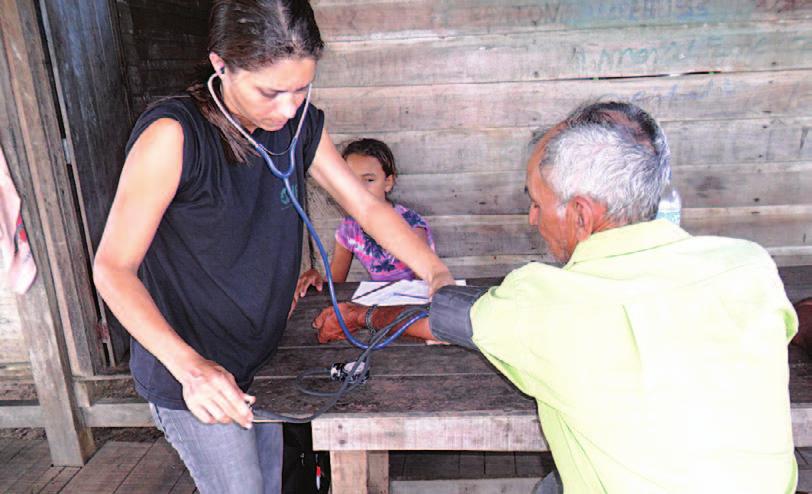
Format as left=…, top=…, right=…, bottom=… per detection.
left=125, top=96, right=324, bottom=409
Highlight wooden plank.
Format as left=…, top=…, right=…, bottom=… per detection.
left=41, top=0, right=137, bottom=367
left=0, top=438, right=30, bottom=463
left=0, top=279, right=25, bottom=363
left=117, top=439, right=188, bottom=493
left=514, top=452, right=547, bottom=477
left=168, top=470, right=197, bottom=494
left=308, top=206, right=812, bottom=262
left=390, top=478, right=540, bottom=493
left=0, top=0, right=96, bottom=465
left=61, top=441, right=151, bottom=493
left=259, top=345, right=494, bottom=378
left=457, top=452, right=485, bottom=479
left=400, top=451, right=460, bottom=480
left=0, top=439, right=50, bottom=492
left=312, top=412, right=547, bottom=451
left=312, top=0, right=812, bottom=41
left=389, top=452, right=406, bottom=478
left=27, top=465, right=71, bottom=493
left=316, top=21, right=812, bottom=87
left=316, top=70, right=811, bottom=134
left=329, top=117, right=812, bottom=175
left=331, top=450, right=370, bottom=494
left=368, top=451, right=390, bottom=494
left=794, top=406, right=812, bottom=449
left=484, top=452, right=516, bottom=478
left=0, top=400, right=42, bottom=427
left=36, top=467, right=80, bottom=493
left=314, top=405, right=812, bottom=451
left=390, top=161, right=812, bottom=215
left=82, top=401, right=152, bottom=428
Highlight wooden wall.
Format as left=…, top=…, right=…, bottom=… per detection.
left=113, top=0, right=812, bottom=281
left=309, top=0, right=812, bottom=278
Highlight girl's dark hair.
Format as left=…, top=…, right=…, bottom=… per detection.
left=187, top=0, right=324, bottom=163
left=341, top=138, right=398, bottom=179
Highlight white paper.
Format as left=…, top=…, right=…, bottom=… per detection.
left=351, top=279, right=466, bottom=306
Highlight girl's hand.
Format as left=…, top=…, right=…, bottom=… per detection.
left=178, top=354, right=255, bottom=428
left=289, top=269, right=324, bottom=318
left=296, top=268, right=323, bottom=298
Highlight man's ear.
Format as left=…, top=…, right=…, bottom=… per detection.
left=570, top=196, right=599, bottom=242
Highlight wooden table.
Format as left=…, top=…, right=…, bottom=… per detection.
left=253, top=273, right=812, bottom=494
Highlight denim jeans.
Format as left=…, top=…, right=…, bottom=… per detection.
left=533, top=470, right=563, bottom=494
left=150, top=403, right=283, bottom=494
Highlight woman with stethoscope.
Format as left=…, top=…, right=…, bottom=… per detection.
left=93, top=1, right=453, bottom=492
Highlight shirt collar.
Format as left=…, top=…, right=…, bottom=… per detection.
left=565, top=219, right=691, bottom=268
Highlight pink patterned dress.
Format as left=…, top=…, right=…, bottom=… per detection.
left=335, top=204, right=435, bottom=281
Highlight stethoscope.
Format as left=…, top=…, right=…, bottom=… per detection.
left=206, top=70, right=426, bottom=350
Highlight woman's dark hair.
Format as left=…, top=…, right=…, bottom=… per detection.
left=187, top=0, right=324, bottom=163
left=341, top=138, right=398, bottom=179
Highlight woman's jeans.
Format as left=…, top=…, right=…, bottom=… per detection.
left=150, top=403, right=283, bottom=494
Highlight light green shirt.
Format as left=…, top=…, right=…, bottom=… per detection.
left=470, top=220, right=798, bottom=493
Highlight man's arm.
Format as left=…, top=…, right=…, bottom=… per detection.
left=312, top=286, right=490, bottom=348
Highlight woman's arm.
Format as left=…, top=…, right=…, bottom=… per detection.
left=93, top=119, right=253, bottom=428
left=309, top=128, right=453, bottom=294
left=330, top=243, right=353, bottom=283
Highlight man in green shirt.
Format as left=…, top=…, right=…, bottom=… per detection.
left=314, top=101, right=798, bottom=493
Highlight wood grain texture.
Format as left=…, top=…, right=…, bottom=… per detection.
left=331, top=450, right=370, bottom=494
left=316, top=21, right=812, bottom=87
left=313, top=0, right=812, bottom=41
left=316, top=70, right=811, bottom=133
left=0, top=0, right=96, bottom=465
left=61, top=441, right=151, bottom=493
left=329, top=117, right=812, bottom=175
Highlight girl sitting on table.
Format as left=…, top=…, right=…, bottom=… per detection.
left=295, top=138, right=435, bottom=298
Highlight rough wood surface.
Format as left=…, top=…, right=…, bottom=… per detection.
left=316, top=21, right=811, bottom=87
left=304, top=207, right=812, bottom=277
left=312, top=0, right=812, bottom=41
left=61, top=441, right=151, bottom=493
left=116, top=439, right=189, bottom=493
left=0, top=0, right=96, bottom=465
left=331, top=450, right=370, bottom=494
left=0, top=0, right=102, bottom=378
left=40, top=0, right=136, bottom=366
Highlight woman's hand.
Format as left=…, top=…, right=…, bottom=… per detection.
left=312, top=302, right=366, bottom=343
left=178, top=354, right=255, bottom=428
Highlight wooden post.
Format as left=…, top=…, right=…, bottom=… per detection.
left=330, top=450, right=370, bottom=494
left=368, top=451, right=390, bottom=494
left=38, top=0, right=136, bottom=366
left=0, top=0, right=95, bottom=464
left=329, top=450, right=390, bottom=494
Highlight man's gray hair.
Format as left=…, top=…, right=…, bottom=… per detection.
left=538, top=101, right=671, bottom=225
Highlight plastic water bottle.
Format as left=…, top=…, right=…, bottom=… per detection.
left=656, top=172, right=682, bottom=226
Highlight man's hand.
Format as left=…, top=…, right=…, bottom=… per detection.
left=178, top=355, right=255, bottom=428
left=312, top=302, right=367, bottom=343
left=793, top=298, right=812, bottom=359
left=427, top=268, right=455, bottom=297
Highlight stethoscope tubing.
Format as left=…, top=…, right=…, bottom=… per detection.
left=208, top=72, right=421, bottom=350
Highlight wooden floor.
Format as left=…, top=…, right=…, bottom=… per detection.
left=2, top=437, right=812, bottom=493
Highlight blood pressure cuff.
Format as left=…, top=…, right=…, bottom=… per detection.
left=429, top=285, right=490, bottom=350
